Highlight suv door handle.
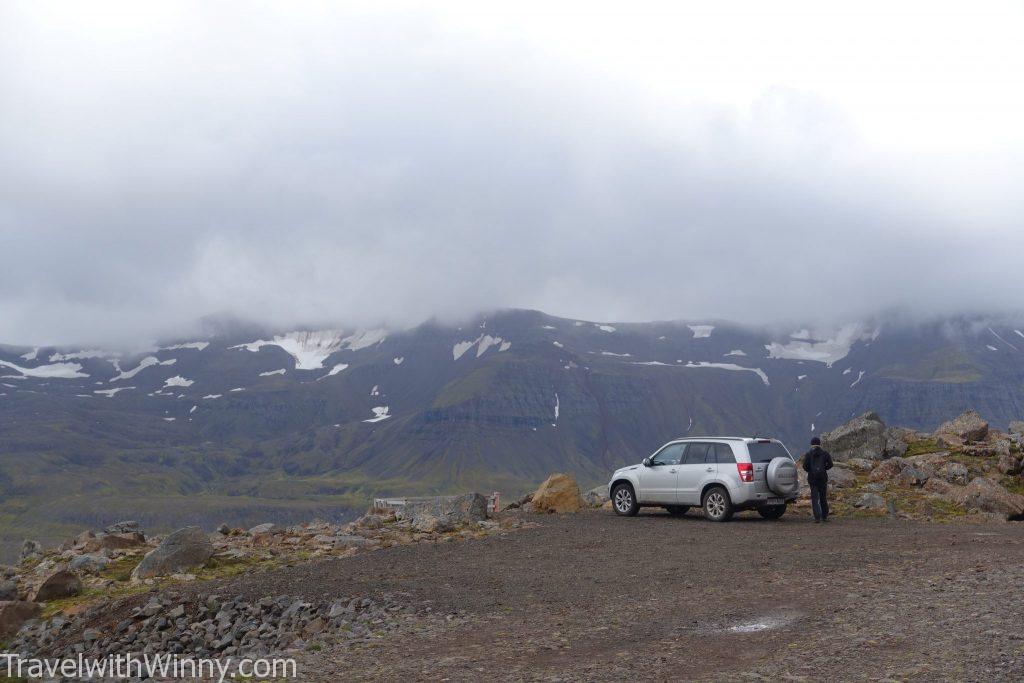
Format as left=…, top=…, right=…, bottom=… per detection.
left=705, top=467, right=714, bottom=472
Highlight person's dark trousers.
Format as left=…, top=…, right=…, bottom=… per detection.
left=809, top=477, right=829, bottom=521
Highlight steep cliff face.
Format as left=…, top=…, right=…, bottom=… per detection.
left=4, top=309, right=1024, bottom=558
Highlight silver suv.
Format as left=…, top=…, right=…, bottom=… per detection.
left=607, top=437, right=799, bottom=521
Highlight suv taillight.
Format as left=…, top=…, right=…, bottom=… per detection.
left=736, top=462, right=754, bottom=482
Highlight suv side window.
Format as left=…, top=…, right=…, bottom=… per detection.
left=683, top=443, right=711, bottom=464
left=650, top=443, right=685, bottom=466
left=715, top=443, right=736, bottom=464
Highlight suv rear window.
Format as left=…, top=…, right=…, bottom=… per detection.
left=746, top=441, right=790, bottom=463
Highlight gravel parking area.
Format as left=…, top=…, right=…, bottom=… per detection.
left=212, top=508, right=1024, bottom=681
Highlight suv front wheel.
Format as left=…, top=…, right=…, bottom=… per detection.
left=612, top=483, right=639, bottom=516
left=702, top=486, right=733, bottom=522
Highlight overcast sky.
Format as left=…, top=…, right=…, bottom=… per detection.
left=2, top=1, right=1023, bottom=345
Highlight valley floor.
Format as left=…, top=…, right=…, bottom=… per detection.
left=208, top=508, right=1024, bottom=681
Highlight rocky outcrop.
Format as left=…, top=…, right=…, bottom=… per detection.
left=938, top=461, right=969, bottom=485
left=937, top=410, right=989, bottom=444
left=821, top=412, right=887, bottom=461
left=32, top=569, right=82, bottom=602
left=530, top=473, right=583, bottom=513
left=132, top=527, right=214, bottom=580
left=997, top=452, right=1023, bottom=476
left=0, top=600, right=40, bottom=638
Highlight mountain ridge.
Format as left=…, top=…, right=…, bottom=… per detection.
left=3, top=307, right=1024, bottom=560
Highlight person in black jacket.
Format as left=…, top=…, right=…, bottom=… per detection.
left=802, top=437, right=834, bottom=523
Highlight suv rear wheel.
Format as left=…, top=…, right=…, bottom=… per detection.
left=664, top=505, right=689, bottom=516
left=758, top=504, right=787, bottom=520
left=702, top=486, right=733, bottom=522
left=612, top=483, right=639, bottom=516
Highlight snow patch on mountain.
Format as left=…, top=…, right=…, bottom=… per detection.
left=987, top=345, right=998, bottom=351
left=161, top=342, right=209, bottom=352
left=19, top=348, right=39, bottom=361
left=596, top=324, right=616, bottom=333
left=554, top=393, right=560, bottom=421
left=364, top=406, right=391, bottom=423
left=110, top=356, right=175, bottom=382
left=393, top=357, right=404, bottom=365
left=765, top=324, right=876, bottom=367
left=231, top=329, right=386, bottom=371
left=49, top=349, right=113, bottom=362
left=0, top=359, right=89, bottom=379
left=684, top=362, right=770, bottom=386
left=850, top=370, right=866, bottom=388
left=318, top=363, right=349, bottom=380
left=688, top=325, right=714, bottom=338
left=453, top=335, right=510, bottom=360
left=552, top=341, right=563, bottom=348
left=598, top=351, right=631, bottom=357
left=202, top=394, right=222, bottom=400
left=725, top=349, right=746, bottom=357
left=163, top=376, right=194, bottom=388
left=259, top=369, right=287, bottom=377
left=94, top=386, right=134, bottom=397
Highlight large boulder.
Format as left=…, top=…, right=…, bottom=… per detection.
left=394, top=493, right=489, bottom=532
left=821, top=412, right=887, bottom=461
left=82, top=533, right=146, bottom=553
left=132, top=527, right=214, bottom=580
left=883, top=426, right=913, bottom=459
left=897, top=464, right=931, bottom=487
left=936, top=410, right=989, bottom=444
left=531, top=473, right=584, bottom=513
left=0, top=600, right=40, bottom=638
left=32, top=569, right=82, bottom=602
left=949, top=477, right=1024, bottom=519
left=1009, top=420, right=1024, bottom=436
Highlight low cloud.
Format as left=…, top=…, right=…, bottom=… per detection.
left=1, top=3, right=1022, bottom=345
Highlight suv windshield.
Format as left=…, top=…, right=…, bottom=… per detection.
left=747, top=441, right=790, bottom=463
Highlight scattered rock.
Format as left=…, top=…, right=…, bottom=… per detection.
left=897, top=464, right=931, bottom=487
left=868, top=457, right=907, bottom=482
left=949, top=477, right=1024, bottom=519
left=936, top=410, right=989, bottom=444
left=583, top=486, right=609, bottom=507
left=132, top=526, right=214, bottom=580
left=827, top=467, right=857, bottom=488
left=83, top=533, right=146, bottom=553
left=104, top=521, right=140, bottom=535
left=0, top=579, right=18, bottom=601
left=217, top=523, right=231, bottom=535
left=821, top=412, right=887, bottom=461
left=997, top=452, right=1023, bottom=476
left=530, top=473, right=583, bottom=513
left=504, top=493, right=533, bottom=511
left=846, top=458, right=875, bottom=472
left=938, top=461, right=970, bottom=485
left=1008, top=420, right=1024, bottom=436
left=33, top=569, right=82, bottom=602
left=69, top=553, right=110, bottom=574
left=248, top=523, right=276, bottom=535
left=0, top=600, right=40, bottom=638
left=924, top=477, right=954, bottom=495
left=855, top=493, right=887, bottom=509
left=883, top=426, right=913, bottom=458
left=19, top=540, right=42, bottom=562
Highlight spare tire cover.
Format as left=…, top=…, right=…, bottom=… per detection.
left=766, top=457, right=799, bottom=496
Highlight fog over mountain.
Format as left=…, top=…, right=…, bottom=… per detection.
left=2, top=2, right=1022, bottom=345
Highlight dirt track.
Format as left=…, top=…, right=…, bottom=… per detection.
left=203, top=508, right=1024, bottom=681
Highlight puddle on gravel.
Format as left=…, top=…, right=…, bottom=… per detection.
left=689, top=611, right=801, bottom=635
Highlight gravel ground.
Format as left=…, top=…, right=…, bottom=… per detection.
left=204, top=508, right=1024, bottom=682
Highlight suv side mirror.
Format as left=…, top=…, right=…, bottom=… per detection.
left=642, top=457, right=652, bottom=467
